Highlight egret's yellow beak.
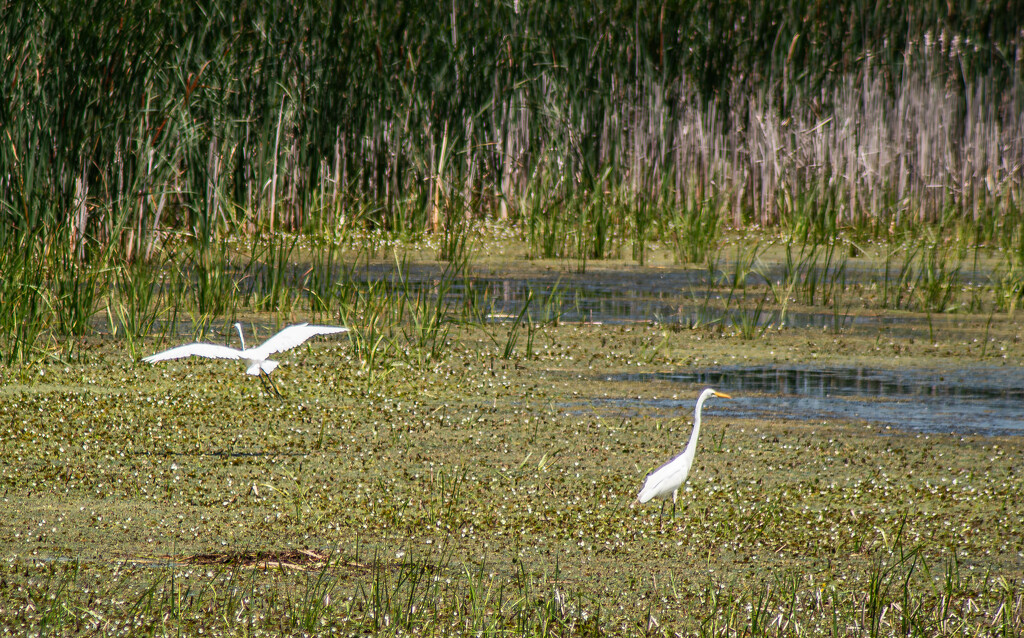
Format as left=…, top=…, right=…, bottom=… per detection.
left=713, top=391, right=733, bottom=399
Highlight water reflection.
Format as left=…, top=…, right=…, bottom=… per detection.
left=605, top=366, right=1024, bottom=435
left=364, top=275, right=936, bottom=331
left=617, top=366, right=1024, bottom=401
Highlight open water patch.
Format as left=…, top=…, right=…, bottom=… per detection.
left=354, top=272, right=960, bottom=332
left=605, top=365, right=1024, bottom=435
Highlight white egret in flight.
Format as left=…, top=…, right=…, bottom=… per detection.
left=638, top=388, right=732, bottom=519
left=143, top=322, right=348, bottom=397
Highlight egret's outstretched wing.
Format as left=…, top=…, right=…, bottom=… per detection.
left=143, top=343, right=244, bottom=363
left=250, top=324, right=348, bottom=358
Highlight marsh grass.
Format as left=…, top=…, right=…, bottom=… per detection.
left=915, top=237, right=965, bottom=314
left=6, top=530, right=1020, bottom=636
left=766, top=233, right=849, bottom=316
left=499, top=290, right=534, bottom=360
left=394, top=254, right=458, bottom=366
left=191, top=241, right=237, bottom=317
left=3, top=1, right=1024, bottom=364
left=667, top=193, right=722, bottom=266
left=304, top=237, right=342, bottom=316
left=253, top=233, right=300, bottom=313
left=107, top=259, right=162, bottom=360
left=879, top=244, right=921, bottom=311
left=720, top=243, right=766, bottom=335
left=2, top=2, right=1022, bottom=299
left=0, top=240, right=48, bottom=364
left=874, top=234, right=970, bottom=314
left=438, top=196, right=475, bottom=264
left=631, top=196, right=655, bottom=267
left=338, top=277, right=397, bottom=389
left=731, top=292, right=773, bottom=340
left=51, top=245, right=107, bottom=342
left=0, top=221, right=1018, bottom=367
left=111, top=257, right=162, bottom=337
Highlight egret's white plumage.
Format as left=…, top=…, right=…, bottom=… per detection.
left=143, top=323, right=347, bottom=395
left=638, top=388, right=731, bottom=516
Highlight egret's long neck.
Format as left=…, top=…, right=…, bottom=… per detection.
left=685, top=394, right=709, bottom=453
left=235, top=324, right=246, bottom=351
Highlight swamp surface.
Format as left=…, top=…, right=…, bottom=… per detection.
left=1, top=239, right=1023, bottom=636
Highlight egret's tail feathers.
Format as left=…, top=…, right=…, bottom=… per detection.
left=246, top=360, right=279, bottom=375
left=637, top=483, right=657, bottom=503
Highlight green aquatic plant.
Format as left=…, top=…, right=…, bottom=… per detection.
left=253, top=233, right=299, bottom=313
left=191, top=241, right=237, bottom=317
left=0, top=238, right=48, bottom=364
left=51, top=246, right=107, bottom=341
left=669, top=193, right=722, bottom=266
left=914, top=236, right=965, bottom=313
left=393, top=253, right=458, bottom=366
left=304, top=237, right=341, bottom=315
left=732, top=291, right=772, bottom=340
left=111, top=257, right=162, bottom=339
left=500, top=289, right=533, bottom=360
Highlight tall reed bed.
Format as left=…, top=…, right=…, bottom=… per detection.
left=2, top=2, right=1023, bottom=359
left=2, top=2, right=1021, bottom=251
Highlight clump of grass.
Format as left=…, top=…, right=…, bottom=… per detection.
left=874, top=232, right=967, bottom=313
left=304, top=237, right=342, bottom=316
left=775, top=234, right=848, bottom=308
left=914, top=236, right=965, bottom=313
left=0, top=238, right=49, bottom=364
left=731, top=292, right=772, bottom=340
left=108, top=258, right=162, bottom=359
left=667, top=192, right=722, bottom=265
left=393, top=253, right=459, bottom=366
left=497, top=290, right=534, bottom=359
left=51, top=245, right=107, bottom=342
left=338, top=276, right=397, bottom=390
left=252, top=233, right=300, bottom=314
left=191, top=242, right=237, bottom=317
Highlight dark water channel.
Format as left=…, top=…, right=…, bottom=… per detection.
left=363, top=271, right=969, bottom=333
left=148, top=259, right=981, bottom=337
left=605, top=366, right=1024, bottom=435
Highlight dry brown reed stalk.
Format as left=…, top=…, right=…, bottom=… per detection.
left=2, top=4, right=1020, bottom=252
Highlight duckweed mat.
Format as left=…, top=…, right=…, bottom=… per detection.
left=1, top=322, right=1022, bottom=635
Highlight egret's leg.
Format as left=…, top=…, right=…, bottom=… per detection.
left=658, top=499, right=667, bottom=522
left=263, top=372, right=284, bottom=398
left=671, top=489, right=679, bottom=521
left=257, top=374, right=272, bottom=395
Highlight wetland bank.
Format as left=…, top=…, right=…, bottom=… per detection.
left=2, top=238, right=1024, bottom=635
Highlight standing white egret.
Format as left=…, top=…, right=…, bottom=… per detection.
left=638, top=388, right=732, bottom=519
left=142, top=322, right=348, bottom=396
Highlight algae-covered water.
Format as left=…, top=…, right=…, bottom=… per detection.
left=2, top=254, right=1023, bottom=635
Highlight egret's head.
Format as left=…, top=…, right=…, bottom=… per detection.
left=699, top=388, right=732, bottom=403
